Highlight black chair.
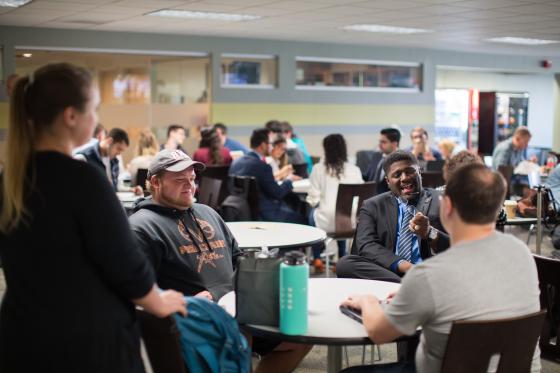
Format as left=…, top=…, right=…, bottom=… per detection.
left=533, top=255, right=560, bottom=361
left=220, top=175, right=260, bottom=221
left=440, top=311, right=545, bottom=373
left=198, top=177, right=223, bottom=211
left=137, top=310, right=187, bottom=373
left=426, top=160, right=445, bottom=172
left=197, top=165, right=230, bottom=206
left=420, top=171, right=444, bottom=189
left=356, top=150, right=375, bottom=176
left=292, top=163, right=309, bottom=178
left=135, top=168, right=148, bottom=188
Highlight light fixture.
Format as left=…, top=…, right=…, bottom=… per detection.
left=22, top=53, right=32, bottom=58
left=340, top=24, right=432, bottom=35
left=147, top=9, right=261, bottom=22
left=486, top=37, right=559, bottom=46
left=0, top=0, right=32, bottom=7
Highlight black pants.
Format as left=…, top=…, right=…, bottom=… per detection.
left=336, top=255, right=402, bottom=283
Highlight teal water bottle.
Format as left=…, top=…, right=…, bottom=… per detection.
left=279, top=251, right=309, bottom=335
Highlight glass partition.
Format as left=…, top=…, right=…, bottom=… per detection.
left=296, top=57, right=421, bottom=92
left=221, top=54, right=276, bottom=88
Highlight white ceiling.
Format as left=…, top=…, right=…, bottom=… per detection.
left=1, top=0, right=560, bottom=56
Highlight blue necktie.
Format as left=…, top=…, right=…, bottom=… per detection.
left=398, top=204, right=415, bottom=262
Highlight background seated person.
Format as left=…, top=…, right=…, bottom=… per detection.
left=213, top=122, right=250, bottom=155
left=193, top=127, right=233, bottom=166
left=307, top=133, right=363, bottom=271
left=336, top=151, right=449, bottom=283
left=340, top=163, right=541, bottom=373
left=128, top=130, right=158, bottom=186
left=409, top=127, right=442, bottom=161
left=229, top=128, right=306, bottom=224
left=492, top=126, right=531, bottom=170
left=266, top=135, right=299, bottom=181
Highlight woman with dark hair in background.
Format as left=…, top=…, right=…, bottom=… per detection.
left=0, top=63, right=186, bottom=372
left=193, top=127, right=232, bottom=166
left=307, top=134, right=363, bottom=272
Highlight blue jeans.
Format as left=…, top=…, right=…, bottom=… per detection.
left=308, top=208, right=346, bottom=260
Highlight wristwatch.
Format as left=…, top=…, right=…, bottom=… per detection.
left=427, top=226, right=438, bottom=241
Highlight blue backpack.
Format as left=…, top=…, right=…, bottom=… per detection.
left=173, top=297, right=251, bottom=373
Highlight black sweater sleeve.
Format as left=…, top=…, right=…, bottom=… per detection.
left=74, top=164, right=155, bottom=300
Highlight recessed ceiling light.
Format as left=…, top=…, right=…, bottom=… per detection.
left=486, top=37, right=559, bottom=46
left=0, top=0, right=32, bottom=7
left=22, top=53, right=32, bottom=58
left=341, top=24, right=432, bottom=35
left=147, top=9, right=261, bottom=22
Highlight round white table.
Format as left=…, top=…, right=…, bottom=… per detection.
left=219, top=278, right=403, bottom=373
left=226, top=221, right=326, bottom=250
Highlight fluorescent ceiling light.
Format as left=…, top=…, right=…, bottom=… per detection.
left=486, top=37, right=559, bottom=46
left=147, top=9, right=261, bottom=22
left=0, top=0, right=32, bottom=7
left=22, top=53, right=32, bottom=58
left=341, top=24, right=432, bottom=35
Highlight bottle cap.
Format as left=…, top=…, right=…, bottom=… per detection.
left=283, top=251, right=307, bottom=265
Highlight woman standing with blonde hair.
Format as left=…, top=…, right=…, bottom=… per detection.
left=0, top=63, right=186, bottom=372
left=129, top=129, right=159, bottom=186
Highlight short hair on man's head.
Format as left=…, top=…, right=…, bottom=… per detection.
left=382, top=150, right=418, bottom=175
left=94, top=123, right=106, bottom=138
left=250, top=128, right=270, bottom=149
left=380, top=127, right=401, bottom=144
left=167, top=124, right=184, bottom=138
left=281, top=121, right=293, bottom=133
left=213, top=122, right=227, bottom=134
left=107, top=128, right=129, bottom=146
left=514, top=126, right=531, bottom=138
left=411, top=127, right=428, bottom=139
left=445, top=163, right=506, bottom=224
left=265, top=120, right=282, bottom=134
left=444, top=150, right=483, bottom=181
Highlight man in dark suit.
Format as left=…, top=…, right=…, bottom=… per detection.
left=337, top=150, right=449, bottom=282
left=365, top=127, right=401, bottom=194
left=229, top=128, right=306, bottom=224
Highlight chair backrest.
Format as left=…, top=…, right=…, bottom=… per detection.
left=137, top=309, right=187, bottom=373
left=198, top=165, right=230, bottom=205
left=332, top=182, right=377, bottom=238
left=135, top=168, right=148, bottom=188
left=533, top=255, right=560, bottom=360
left=292, top=163, right=309, bottom=178
left=198, top=177, right=223, bottom=210
left=355, top=150, right=376, bottom=176
left=225, top=175, right=259, bottom=220
left=440, top=310, right=545, bottom=373
left=310, top=156, right=321, bottom=165
left=497, top=165, right=514, bottom=198
left=421, top=171, right=444, bottom=189
left=426, top=159, right=445, bottom=172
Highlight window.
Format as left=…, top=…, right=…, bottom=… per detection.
left=296, top=57, right=422, bottom=92
left=221, top=54, right=276, bottom=88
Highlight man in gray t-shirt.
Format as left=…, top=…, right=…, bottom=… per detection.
left=341, top=163, right=541, bottom=373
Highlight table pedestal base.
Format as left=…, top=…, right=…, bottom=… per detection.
left=327, top=345, right=342, bottom=373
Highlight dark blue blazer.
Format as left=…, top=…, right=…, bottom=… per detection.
left=229, top=151, right=294, bottom=221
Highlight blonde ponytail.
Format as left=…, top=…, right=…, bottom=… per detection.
left=0, top=76, right=34, bottom=233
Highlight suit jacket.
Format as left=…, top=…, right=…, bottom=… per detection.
left=229, top=151, right=293, bottom=221
left=350, top=188, right=449, bottom=271
left=76, top=141, right=119, bottom=190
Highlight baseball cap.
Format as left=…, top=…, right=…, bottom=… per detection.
left=147, top=149, right=205, bottom=178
